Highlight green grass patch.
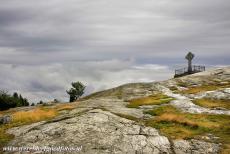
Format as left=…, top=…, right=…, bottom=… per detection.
left=126, top=94, right=174, bottom=108
left=144, top=105, right=230, bottom=153
left=193, top=98, right=230, bottom=110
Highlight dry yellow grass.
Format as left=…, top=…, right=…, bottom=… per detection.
left=126, top=94, right=174, bottom=108
left=158, top=124, right=197, bottom=139
left=55, top=104, right=76, bottom=111
left=193, top=98, right=230, bottom=110
left=12, top=108, right=58, bottom=124
left=12, top=103, right=77, bottom=124
left=180, top=81, right=230, bottom=94
left=155, top=113, right=198, bottom=128
left=145, top=105, right=230, bottom=153
left=221, top=144, right=230, bottom=154
left=0, top=103, right=77, bottom=149
left=0, top=107, right=58, bottom=150
left=155, top=113, right=219, bottom=129
left=181, top=85, right=218, bottom=94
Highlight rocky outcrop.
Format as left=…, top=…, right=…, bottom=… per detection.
left=156, top=84, right=230, bottom=115
left=7, top=109, right=171, bottom=154
left=5, top=67, right=230, bottom=154
left=6, top=109, right=220, bottom=154
left=173, top=140, right=220, bottom=154
left=193, top=88, right=230, bottom=100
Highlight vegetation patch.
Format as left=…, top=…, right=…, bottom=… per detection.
left=193, top=98, right=230, bottom=110
left=169, top=86, right=178, bottom=91
left=12, top=108, right=58, bottom=124
left=55, top=104, right=76, bottom=111
left=0, top=91, right=29, bottom=111
left=126, top=94, right=174, bottom=108
left=181, top=85, right=218, bottom=94
left=0, top=107, right=58, bottom=149
left=0, top=103, right=77, bottom=150
left=179, top=81, right=230, bottom=94
left=176, top=81, right=189, bottom=87
left=144, top=105, right=230, bottom=153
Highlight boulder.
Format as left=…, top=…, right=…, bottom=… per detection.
left=0, top=115, right=12, bottom=124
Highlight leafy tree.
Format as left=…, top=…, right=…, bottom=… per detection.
left=66, top=82, right=85, bottom=102
left=0, top=90, right=16, bottom=110
left=0, top=90, right=30, bottom=110
left=13, top=92, right=18, bottom=98
left=31, top=103, right=35, bottom=106
left=23, top=98, right=29, bottom=106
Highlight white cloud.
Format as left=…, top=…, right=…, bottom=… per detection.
left=0, top=60, right=172, bottom=103
left=133, top=64, right=169, bottom=70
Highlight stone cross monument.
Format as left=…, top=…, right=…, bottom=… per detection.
left=185, top=52, right=195, bottom=73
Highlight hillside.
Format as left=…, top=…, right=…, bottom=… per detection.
left=1, top=67, right=230, bottom=154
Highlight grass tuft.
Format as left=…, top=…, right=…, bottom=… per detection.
left=0, top=107, right=58, bottom=149
left=177, top=82, right=189, bottom=87
left=155, top=113, right=199, bottom=129
left=145, top=105, right=230, bottom=153
left=55, top=104, right=76, bottom=111
left=0, top=103, right=77, bottom=150
left=169, top=86, right=178, bottom=91
left=180, top=81, right=230, bottom=94
left=126, top=94, right=174, bottom=108
left=193, top=98, right=230, bottom=110
left=12, top=108, right=57, bottom=124
left=181, top=85, right=218, bottom=94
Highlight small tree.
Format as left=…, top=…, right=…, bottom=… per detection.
left=23, top=98, right=29, bottom=106
left=38, top=100, right=44, bottom=104
left=66, top=82, right=85, bottom=102
left=53, top=99, right=59, bottom=103
left=13, top=92, right=19, bottom=99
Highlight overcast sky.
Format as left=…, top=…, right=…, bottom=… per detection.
left=0, top=0, right=229, bottom=102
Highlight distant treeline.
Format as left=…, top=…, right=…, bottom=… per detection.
left=0, top=91, right=29, bottom=111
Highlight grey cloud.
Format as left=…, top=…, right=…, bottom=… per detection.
left=0, top=0, right=229, bottom=102
left=29, top=80, right=63, bottom=93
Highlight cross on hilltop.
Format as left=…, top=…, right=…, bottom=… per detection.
left=174, top=52, right=205, bottom=78
left=185, top=52, right=195, bottom=73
